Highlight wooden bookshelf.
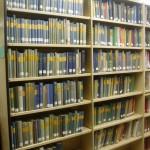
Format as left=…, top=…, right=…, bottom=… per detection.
left=7, top=8, right=91, bottom=20
left=93, top=91, right=143, bottom=103
left=92, top=18, right=143, bottom=27
left=15, top=127, right=92, bottom=150
left=93, top=70, right=143, bottom=76
left=9, top=73, right=91, bottom=82
left=144, top=132, right=150, bottom=138
left=11, top=100, right=91, bottom=117
left=94, top=114, right=142, bottom=131
left=0, top=0, right=148, bottom=150
left=100, top=136, right=142, bottom=150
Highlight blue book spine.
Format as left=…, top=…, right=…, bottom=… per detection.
left=68, top=52, right=73, bottom=74
left=38, top=52, right=43, bottom=76
left=47, top=83, right=54, bottom=107
left=93, top=50, right=98, bottom=72
left=81, top=50, right=85, bottom=73
left=35, top=20, right=38, bottom=43
left=42, top=53, right=47, bottom=76
left=72, top=51, right=76, bottom=74
left=54, top=82, right=58, bottom=106
left=39, top=83, right=43, bottom=108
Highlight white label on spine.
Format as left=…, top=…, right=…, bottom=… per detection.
left=40, top=103, right=43, bottom=107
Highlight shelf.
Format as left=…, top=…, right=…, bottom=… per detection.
left=145, top=25, right=150, bottom=29
left=11, top=100, right=91, bottom=117
left=144, top=113, right=150, bottom=118
left=100, top=136, right=142, bottom=150
left=9, top=73, right=91, bottom=83
left=145, top=47, right=150, bottom=50
left=93, top=70, right=143, bottom=76
left=145, top=92, right=150, bottom=96
left=93, top=18, right=143, bottom=27
left=145, top=69, right=150, bottom=72
left=7, top=43, right=91, bottom=48
left=145, top=90, right=150, bottom=94
left=93, top=91, right=143, bottom=103
left=93, top=45, right=142, bottom=50
left=7, top=8, right=90, bottom=20
left=16, top=127, right=92, bottom=150
left=127, top=0, right=143, bottom=4
left=144, top=132, right=150, bottom=138
left=94, top=114, right=142, bottom=131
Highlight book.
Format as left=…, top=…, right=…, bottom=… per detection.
left=94, top=97, right=136, bottom=125
left=93, top=49, right=140, bottom=72
left=93, top=0, right=142, bottom=24
left=146, top=5, right=150, bottom=24
left=144, top=117, right=150, bottom=133
left=7, top=15, right=87, bottom=45
left=94, top=75, right=135, bottom=98
left=145, top=96, right=150, bottom=113
left=11, top=110, right=84, bottom=149
left=36, top=142, right=63, bottom=150
left=145, top=72, right=150, bottom=91
left=93, top=23, right=141, bottom=47
left=94, top=119, right=142, bottom=149
left=145, top=137, right=150, bottom=150
left=9, top=80, right=84, bottom=113
left=145, top=51, right=150, bottom=69
left=146, top=29, right=150, bottom=47
left=7, top=49, right=86, bottom=78
left=7, top=0, right=84, bottom=16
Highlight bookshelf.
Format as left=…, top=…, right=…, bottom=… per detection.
left=0, top=0, right=148, bottom=150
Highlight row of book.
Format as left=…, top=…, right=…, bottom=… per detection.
left=9, top=80, right=84, bottom=113
left=7, top=0, right=84, bottom=16
left=7, top=49, right=86, bottom=78
left=145, top=51, right=150, bottom=69
left=146, top=30, right=150, bottom=47
left=93, top=49, right=141, bottom=72
left=145, top=72, right=150, bottom=91
left=145, top=96, right=150, bottom=113
left=145, top=137, right=150, bottom=150
left=144, top=117, right=150, bottom=133
left=146, top=6, right=150, bottom=24
left=7, top=16, right=87, bottom=44
left=93, top=0, right=142, bottom=24
left=11, top=110, right=84, bottom=149
left=36, top=143, right=63, bottom=150
left=94, top=75, right=135, bottom=98
left=94, top=119, right=142, bottom=149
left=93, top=23, right=141, bottom=47
left=94, top=97, right=135, bottom=125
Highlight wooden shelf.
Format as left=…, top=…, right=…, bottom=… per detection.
left=145, top=47, right=150, bottom=50
left=93, top=70, right=143, bottom=76
left=11, top=100, right=91, bottom=117
left=94, top=114, right=142, bottom=131
left=144, top=113, right=150, bottom=118
left=145, top=90, right=150, bottom=94
left=7, top=8, right=90, bottom=20
left=9, top=73, right=91, bottom=83
left=16, top=127, right=92, bottom=150
left=144, top=132, right=150, bottom=138
left=145, top=25, right=150, bottom=28
left=127, top=0, right=143, bottom=4
left=100, top=136, right=142, bottom=150
left=7, top=43, right=91, bottom=48
left=145, top=69, right=150, bottom=72
left=145, top=93, right=150, bottom=96
left=93, top=45, right=142, bottom=50
left=93, top=18, right=143, bottom=27
left=94, top=91, right=143, bottom=103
